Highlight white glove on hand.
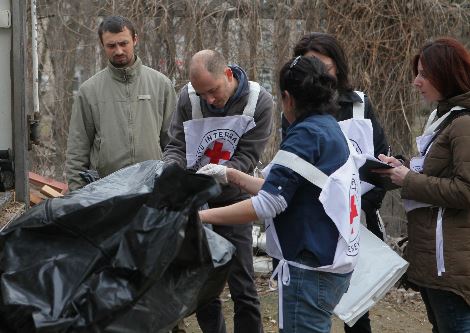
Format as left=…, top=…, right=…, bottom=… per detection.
left=196, top=164, right=228, bottom=184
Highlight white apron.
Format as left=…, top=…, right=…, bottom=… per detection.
left=352, top=91, right=366, bottom=120
left=339, top=91, right=375, bottom=195
left=338, top=118, right=374, bottom=195
left=264, top=137, right=365, bottom=329
left=183, top=82, right=260, bottom=170
left=403, top=106, right=464, bottom=276
left=339, top=91, right=386, bottom=238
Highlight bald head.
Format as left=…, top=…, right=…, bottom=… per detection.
left=190, top=50, right=227, bottom=79
left=188, top=50, right=237, bottom=109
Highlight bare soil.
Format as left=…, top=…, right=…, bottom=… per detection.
left=183, top=275, right=432, bottom=333
left=0, top=198, right=24, bottom=230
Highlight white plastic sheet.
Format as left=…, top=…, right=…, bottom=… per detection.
left=334, top=225, right=409, bottom=326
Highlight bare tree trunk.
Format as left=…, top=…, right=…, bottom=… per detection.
left=259, top=0, right=291, bottom=165
left=247, top=1, right=259, bottom=81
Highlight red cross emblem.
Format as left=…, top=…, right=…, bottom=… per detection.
left=205, top=141, right=231, bottom=164
left=349, top=195, right=358, bottom=234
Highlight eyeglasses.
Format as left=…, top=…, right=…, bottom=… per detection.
left=290, top=56, right=301, bottom=69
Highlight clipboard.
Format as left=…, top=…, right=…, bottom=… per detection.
left=359, top=158, right=400, bottom=191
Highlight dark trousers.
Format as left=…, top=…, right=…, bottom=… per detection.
left=344, top=311, right=371, bottom=333
left=196, top=224, right=263, bottom=333
left=344, top=205, right=384, bottom=333
left=420, top=287, right=470, bottom=333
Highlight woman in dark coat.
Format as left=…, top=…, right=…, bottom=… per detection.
left=378, top=37, right=470, bottom=333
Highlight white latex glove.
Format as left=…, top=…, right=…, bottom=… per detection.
left=196, top=164, right=228, bottom=184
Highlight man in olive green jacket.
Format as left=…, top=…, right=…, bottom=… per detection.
left=66, top=16, right=176, bottom=191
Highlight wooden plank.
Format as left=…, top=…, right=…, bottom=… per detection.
left=29, top=189, right=45, bottom=206
left=40, top=185, right=63, bottom=198
left=29, top=172, right=68, bottom=194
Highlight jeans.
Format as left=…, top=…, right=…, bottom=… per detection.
left=281, top=251, right=352, bottom=333
left=196, top=224, right=263, bottom=333
left=420, top=287, right=470, bottom=333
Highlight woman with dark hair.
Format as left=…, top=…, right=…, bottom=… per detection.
left=378, top=37, right=470, bottom=332
left=287, top=32, right=388, bottom=333
left=293, top=32, right=352, bottom=91
left=288, top=33, right=388, bottom=160
left=198, top=56, right=362, bottom=332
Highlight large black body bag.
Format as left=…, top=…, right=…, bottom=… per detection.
left=0, top=161, right=235, bottom=332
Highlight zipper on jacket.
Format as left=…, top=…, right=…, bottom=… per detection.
left=124, top=72, right=135, bottom=163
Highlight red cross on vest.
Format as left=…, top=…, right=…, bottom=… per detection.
left=349, top=195, right=358, bottom=234
left=205, top=141, right=231, bottom=164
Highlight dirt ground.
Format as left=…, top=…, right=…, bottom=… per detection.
left=0, top=197, right=24, bottom=230
left=184, top=274, right=432, bottom=333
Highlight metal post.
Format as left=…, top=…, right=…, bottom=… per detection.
left=31, top=0, right=39, bottom=114
left=12, top=0, right=29, bottom=205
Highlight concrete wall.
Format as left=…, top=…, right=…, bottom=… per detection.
left=0, top=0, right=11, bottom=150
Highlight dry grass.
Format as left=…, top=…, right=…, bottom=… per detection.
left=0, top=200, right=25, bottom=230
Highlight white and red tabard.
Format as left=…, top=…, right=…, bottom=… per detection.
left=183, top=82, right=260, bottom=170
left=339, top=118, right=374, bottom=195
left=183, top=115, right=256, bottom=170
left=345, top=91, right=373, bottom=154
left=267, top=141, right=364, bottom=275
left=263, top=139, right=365, bottom=329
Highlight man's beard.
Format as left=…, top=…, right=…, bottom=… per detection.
left=110, top=59, right=129, bottom=68
left=110, top=54, right=135, bottom=68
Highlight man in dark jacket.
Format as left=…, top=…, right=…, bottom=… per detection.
left=164, top=49, right=273, bottom=333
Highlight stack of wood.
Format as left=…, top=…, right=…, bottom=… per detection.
left=29, top=172, right=68, bottom=205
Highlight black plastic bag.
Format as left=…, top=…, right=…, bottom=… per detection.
left=0, top=161, right=235, bottom=332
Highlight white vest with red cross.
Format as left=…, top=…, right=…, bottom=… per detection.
left=340, top=91, right=376, bottom=194
left=263, top=137, right=365, bottom=329
left=183, top=81, right=260, bottom=170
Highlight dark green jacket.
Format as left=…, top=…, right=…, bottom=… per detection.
left=66, top=56, right=176, bottom=190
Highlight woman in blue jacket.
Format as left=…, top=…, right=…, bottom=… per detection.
left=199, top=56, right=354, bottom=333
left=284, top=34, right=388, bottom=333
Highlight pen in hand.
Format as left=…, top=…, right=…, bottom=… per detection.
left=378, top=146, right=402, bottom=168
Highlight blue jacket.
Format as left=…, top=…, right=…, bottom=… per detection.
left=262, top=114, right=349, bottom=264
left=281, top=91, right=388, bottom=240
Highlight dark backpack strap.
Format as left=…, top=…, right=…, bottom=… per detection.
left=422, top=109, right=470, bottom=155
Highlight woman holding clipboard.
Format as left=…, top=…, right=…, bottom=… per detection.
left=377, top=37, right=470, bottom=332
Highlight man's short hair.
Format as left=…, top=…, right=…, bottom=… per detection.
left=98, top=16, right=136, bottom=44
left=203, top=50, right=227, bottom=76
